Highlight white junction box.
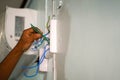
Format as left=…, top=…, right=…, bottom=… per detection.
left=39, top=48, right=48, bottom=72
left=50, top=19, right=57, bottom=53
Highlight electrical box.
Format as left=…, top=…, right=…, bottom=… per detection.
left=5, top=7, right=38, bottom=49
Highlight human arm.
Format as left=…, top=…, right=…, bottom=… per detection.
left=0, top=28, right=42, bottom=80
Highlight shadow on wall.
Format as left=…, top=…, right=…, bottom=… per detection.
left=9, top=54, right=38, bottom=80
left=0, top=12, right=10, bottom=63
left=56, top=4, right=70, bottom=80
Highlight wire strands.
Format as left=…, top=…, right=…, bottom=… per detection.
left=22, top=16, right=51, bottom=78
left=22, top=44, right=50, bottom=78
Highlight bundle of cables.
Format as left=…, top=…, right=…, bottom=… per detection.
left=21, top=16, right=50, bottom=78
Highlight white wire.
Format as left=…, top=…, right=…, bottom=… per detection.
left=53, top=53, right=57, bottom=80
left=52, top=0, right=57, bottom=80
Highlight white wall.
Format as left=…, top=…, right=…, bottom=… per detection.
left=56, top=0, right=120, bottom=80
left=27, top=0, right=120, bottom=80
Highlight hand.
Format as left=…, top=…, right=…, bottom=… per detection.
left=16, top=28, right=42, bottom=52
left=0, top=28, right=42, bottom=80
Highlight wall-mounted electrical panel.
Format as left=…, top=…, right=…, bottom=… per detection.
left=5, top=7, right=38, bottom=49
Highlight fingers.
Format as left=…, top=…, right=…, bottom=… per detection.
left=25, top=28, right=34, bottom=33
left=28, top=27, right=43, bottom=40
left=23, top=27, right=43, bottom=40
left=33, top=34, right=41, bottom=40
left=27, top=27, right=43, bottom=34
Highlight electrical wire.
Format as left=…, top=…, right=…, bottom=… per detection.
left=22, top=44, right=50, bottom=78
left=22, top=27, right=50, bottom=78
left=23, top=62, right=39, bottom=78
left=22, top=16, right=51, bottom=78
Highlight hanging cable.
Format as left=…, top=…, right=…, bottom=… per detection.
left=21, top=15, right=51, bottom=78
left=22, top=44, right=50, bottom=78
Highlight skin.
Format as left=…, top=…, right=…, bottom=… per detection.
left=0, top=28, right=42, bottom=80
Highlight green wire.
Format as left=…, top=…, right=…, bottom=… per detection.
left=46, top=16, right=50, bottom=32
left=31, top=24, right=50, bottom=44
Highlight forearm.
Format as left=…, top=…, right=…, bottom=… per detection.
left=0, top=42, right=24, bottom=80
left=0, top=28, right=41, bottom=80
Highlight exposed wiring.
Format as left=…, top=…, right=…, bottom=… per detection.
left=22, top=44, right=50, bottom=78
left=22, top=16, right=51, bottom=78
left=31, top=24, right=50, bottom=44
left=43, top=31, right=50, bottom=37
left=23, top=62, right=39, bottom=78
left=46, top=16, right=50, bottom=32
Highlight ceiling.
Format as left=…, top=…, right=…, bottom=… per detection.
left=0, top=0, right=24, bottom=14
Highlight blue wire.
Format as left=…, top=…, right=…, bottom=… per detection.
left=22, top=64, right=38, bottom=69
left=43, top=31, right=50, bottom=36
left=33, top=36, right=49, bottom=49
left=22, top=44, right=50, bottom=78
left=23, top=63, right=39, bottom=78
left=22, top=39, right=44, bottom=69
left=38, top=44, right=49, bottom=65
left=23, top=48, right=50, bottom=78
left=22, top=43, right=49, bottom=69
left=32, top=38, right=44, bottom=50
left=38, top=48, right=50, bottom=65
